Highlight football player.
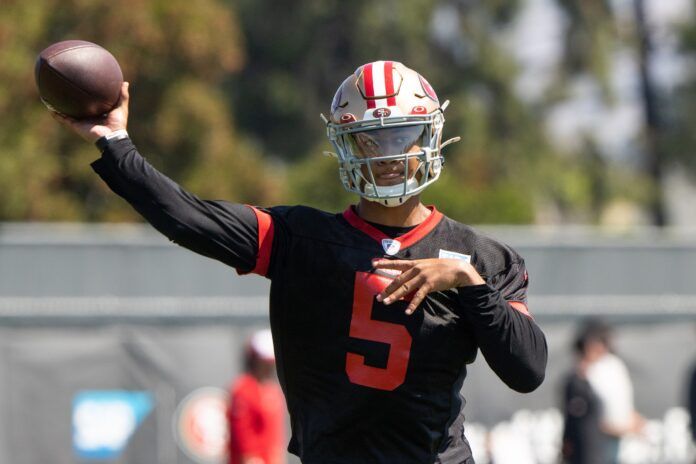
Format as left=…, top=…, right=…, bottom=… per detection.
left=52, top=60, right=547, bottom=464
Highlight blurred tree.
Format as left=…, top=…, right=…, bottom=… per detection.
left=551, top=0, right=617, bottom=102
left=0, top=0, right=650, bottom=224
left=666, top=1, right=696, bottom=177
left=551, top=0, right=671, bottom=225
left=632, top=0, right=666, bottom=226
left=0, top=0, right=282, bottom=221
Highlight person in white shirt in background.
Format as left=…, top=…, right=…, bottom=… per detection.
left=582, top=319, right=646, bottom=463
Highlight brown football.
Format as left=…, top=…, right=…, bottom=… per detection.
left=35, top=40, right=123, bottom=119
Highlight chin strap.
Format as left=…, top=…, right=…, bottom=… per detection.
left=363, top=178, right=419, bottom=207
left=365, top=193, right=417, bottom=207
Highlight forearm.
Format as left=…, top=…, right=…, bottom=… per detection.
left=90, top=137, right=257, bottom=270
left=459, top=284, right=547, bottom=392
left=601, top=412, right=645, bottom=437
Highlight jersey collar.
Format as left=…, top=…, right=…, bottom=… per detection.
left=342, top=205, right=443, bottom=250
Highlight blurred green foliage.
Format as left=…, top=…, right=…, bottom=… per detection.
left=668, top=0, right=696, bottom=176
left=0, top=0, right=280, bottom=221
left=0, top=0, right=682, bottom=224
left=552, top=0, right=617, bottom=102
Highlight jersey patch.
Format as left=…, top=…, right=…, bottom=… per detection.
left=438, top=249, right=471, bottom=263
left=381, top=238, right=401, bottom=255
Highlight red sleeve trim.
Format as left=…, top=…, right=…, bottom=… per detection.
left=508, top=301, right=532, bottom=319
left=248, top=206, right=274, bottom=277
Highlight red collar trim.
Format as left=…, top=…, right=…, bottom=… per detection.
left=342, top=205, right=443, bottom=250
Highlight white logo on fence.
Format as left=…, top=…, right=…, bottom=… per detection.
left=72, top=390, right=153, bottom=460
left=174, top=387, right=229, bottom=463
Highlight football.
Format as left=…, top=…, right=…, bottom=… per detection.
left=35, top=40, right=123, bottom=119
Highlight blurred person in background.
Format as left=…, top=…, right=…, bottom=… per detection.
left=227, top=329, right=285, bottom=464
left=561, top=320, right=610, bottom=464
left=688, top=358, right=696, bottom=451
left=688, top=324, right=696, bottom=461
left=50, top=60, right=547, bottom=464
left=584, top=320, right=645, bottom=462
left=562, top=319, right=645, bottom=464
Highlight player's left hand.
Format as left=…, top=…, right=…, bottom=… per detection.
left=373, top=258, right=486, bottom=315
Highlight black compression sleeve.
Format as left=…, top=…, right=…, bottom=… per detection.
left=458, top=284, right=547, bottom=393
left=90, top=137, right=259, bottom=272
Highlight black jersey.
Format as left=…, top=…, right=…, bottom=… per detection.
left=92, top=138, right=547, bottom=464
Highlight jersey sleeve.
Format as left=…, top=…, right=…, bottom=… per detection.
left=492, top=259, right=531, bottom=317
left=90, top=137, right=277, bottom=276
left=458, top=259, right=548, bottom=393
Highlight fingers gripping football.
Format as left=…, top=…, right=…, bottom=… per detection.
left=373, top=258, right=485, bottom=315
left=51, top=82, right=130, bottom=143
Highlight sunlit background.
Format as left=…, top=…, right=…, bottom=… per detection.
left=0, top=0, right=695, bottom=463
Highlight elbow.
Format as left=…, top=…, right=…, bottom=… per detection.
left=508, top=362, right=546, bottom=393
left=502, top=343, right=548, bottom=393
left=480, top=316, right=549, bottom=393
left=511, top=324, right=549, bottom=393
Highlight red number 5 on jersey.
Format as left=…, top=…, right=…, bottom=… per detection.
left=345, top=271, right=413, bottom=391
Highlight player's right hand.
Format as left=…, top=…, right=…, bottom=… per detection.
left=51, top=81, right=130, bottom=143
left=373, top=258, right=486, bottom=315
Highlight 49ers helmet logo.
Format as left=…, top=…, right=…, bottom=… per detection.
left=372, top=108, right=391, bottom=118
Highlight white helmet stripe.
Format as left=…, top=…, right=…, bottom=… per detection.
left=371, top=60, right=388, bottom=108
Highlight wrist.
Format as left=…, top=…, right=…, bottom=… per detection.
left=95, top=129, right=130, bottom=152
left=88, top=127, right=116, bottom=141
left=455, top=264, right=485, bottom=287
left=89, top=124, right=127, bottom=141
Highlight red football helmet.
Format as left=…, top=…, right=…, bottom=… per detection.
left=322, top=61, right=459, bottom=206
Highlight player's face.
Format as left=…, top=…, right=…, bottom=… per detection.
left=584, top=339, right=609, bottom=363
left=250, top=356, right=276, bottom=380
left=348, top=126, right=425, bottom=186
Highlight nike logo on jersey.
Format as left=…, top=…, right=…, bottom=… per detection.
left=438, top=249, right=471, bottom=263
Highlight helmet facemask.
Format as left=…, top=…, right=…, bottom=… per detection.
left=327, top=111, right=446, bottom=207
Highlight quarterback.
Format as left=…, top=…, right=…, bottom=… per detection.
left=52, top=60, right=547, bottom=464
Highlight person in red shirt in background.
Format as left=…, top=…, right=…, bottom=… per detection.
left=227, top=329, right=286, bottom=464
